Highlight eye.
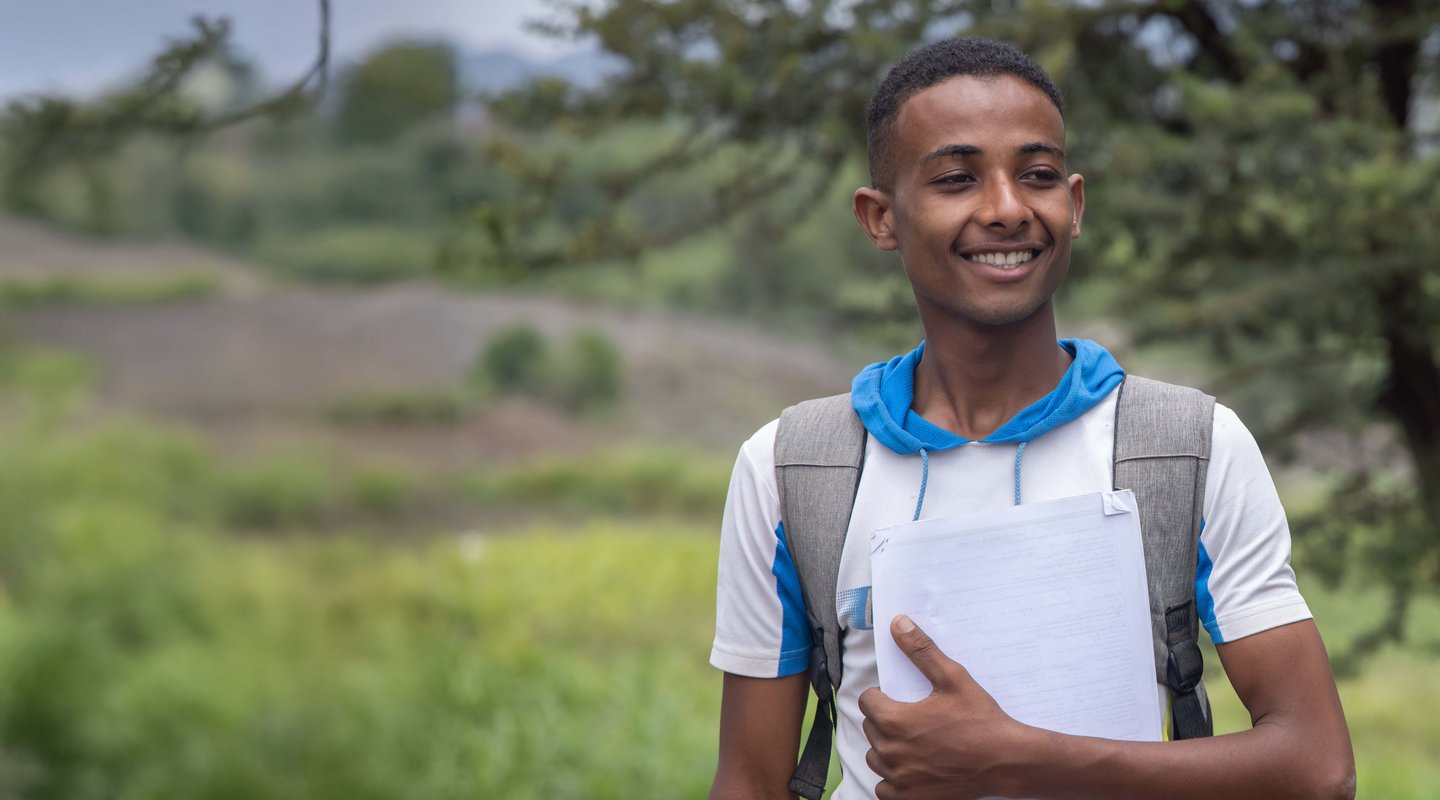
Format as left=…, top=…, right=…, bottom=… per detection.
left=932, top=172, right=975, bottom=186
left=1025, top=169, right=1063, bottom=184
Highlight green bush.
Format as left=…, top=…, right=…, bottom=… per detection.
left=213, top=456, right=338, bottom=529
left=256, top=226, right=437, bottom=284
left=326, top=391, right=470, bottom=426
left=463, top=448, right=729, bottom=518
left=471, top=326, right=623, bottom=415
left=473, top=324, right=548, bottom=394
left=349, top=464, right=418, bottom=517
left=174, top=167, right=259, bottom=246
left=546, top=329, right=622, bottom=414
left=0, top=275, right=221, bottom=309
left=211, top=454, right=430, bottom=530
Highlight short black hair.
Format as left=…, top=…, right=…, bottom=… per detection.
left=866, top=38, right=1064, bottom=191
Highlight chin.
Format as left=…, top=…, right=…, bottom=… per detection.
left=954, top=298, right=1054, bottom=329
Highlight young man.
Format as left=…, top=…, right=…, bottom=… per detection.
left=708, top=38, right=1355, bottom=800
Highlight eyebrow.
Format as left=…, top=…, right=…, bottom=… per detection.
left=1019, top=141, right=1066, bottom=158
left=920, top=141, right=1066, bottom=162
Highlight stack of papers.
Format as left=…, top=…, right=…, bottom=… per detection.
left=871, top=490, right=1162, bottom=742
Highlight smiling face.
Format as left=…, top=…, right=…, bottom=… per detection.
left=854, top=75, right=1084, bottom=332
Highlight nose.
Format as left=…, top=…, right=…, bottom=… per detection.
left=976, top=176, right=1032, bottom=230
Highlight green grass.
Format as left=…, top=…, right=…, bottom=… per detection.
left=0, top=514, right=724, bottom=799
left=325, top=390, right=473, bottom=426
left=255, top=226, right=439, bottom=285
left=0, top=274, right=220, bottom=308
left=460, top=447, right=731, bottom=519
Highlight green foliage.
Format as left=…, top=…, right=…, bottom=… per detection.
left=255, top=225, right=438, bottom=284
left=0, top=8, right=328, bottom=216
left=0, top=274, right=220, bottom=308
left=0, top=352, right=726, bottom=793
left=334, top=41, right=458, bottom=146
left=174, top=153, right=260, bottom=246
left=474, top=324, right=549, bottom=394
left=5, top=137, right=186, bottom=237
left=4, top=81, right=469, bottom=287
left=212, top=455, right=342, bottom=529
left=326, top=390, right=471, bottom=426
left=0, top=468, right=723, bottom=798
left=472, top=325, right=625, bottom=415
left=1061, top=21, right=1440, bottom=657
left=463, top=448, right=730, bottom=518
left=548, top=329, right=623, bottom=414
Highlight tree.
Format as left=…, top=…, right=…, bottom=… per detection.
left=334, top=41, right=458, bottom=146
left=1, top=1, right=331, bottom=214
left=490, top=0, right=1440, bottom=669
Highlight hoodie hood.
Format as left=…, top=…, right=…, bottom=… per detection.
left=851, top=338, right=1124, bottom=455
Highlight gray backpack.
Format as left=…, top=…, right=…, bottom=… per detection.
left=775, top=376, right=1215, bottom=800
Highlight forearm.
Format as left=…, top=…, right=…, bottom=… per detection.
left=708, top=772, right=798, bottom=800
left=1006, top=720, right=1355, bottom=800
left=867, top=620, right=1354, bottom=800
left=708, top=771, right=800, bottom=800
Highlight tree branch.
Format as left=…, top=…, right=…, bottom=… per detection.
left=1369, top=0, right=1420, bottom=129
left=3, top=0, right=330, bottom=176
left=1161, top=0, right=1247, bottom=83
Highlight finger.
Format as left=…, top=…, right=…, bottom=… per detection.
left=891, top=613, right=972, bottom=692
left=862, top=716, right=882, bottom=748
left=858, top=685, right=896, bottom=720
left=865, top=745, right=891, bottom=778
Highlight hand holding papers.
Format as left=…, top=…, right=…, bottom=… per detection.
left=870, top=490, right=1161, bottom=742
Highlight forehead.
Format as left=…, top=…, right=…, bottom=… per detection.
left=891, top=75, right=1066, bottom=166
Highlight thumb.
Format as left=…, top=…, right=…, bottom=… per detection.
left=892, top=614, right=970, bottom=692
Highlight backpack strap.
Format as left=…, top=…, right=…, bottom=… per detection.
left=775, top=393, right=866, bottom=800
left=1112, top=375, right=1216, bottom=740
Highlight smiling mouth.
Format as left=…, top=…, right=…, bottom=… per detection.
left=962, top=249, right=1043, bottom=268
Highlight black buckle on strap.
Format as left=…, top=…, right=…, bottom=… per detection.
left=1163, top=601, right=1204, bottom=693
left=1166, top=640, right=1204, bottom=693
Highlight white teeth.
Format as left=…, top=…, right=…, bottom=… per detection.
left=967, top=250, right=1036, bottom=267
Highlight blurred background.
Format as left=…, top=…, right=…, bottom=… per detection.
left=0, top=0, right=1436, bottom=797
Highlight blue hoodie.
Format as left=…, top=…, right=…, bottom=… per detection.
left=851, top=339, right=1124, bottom=516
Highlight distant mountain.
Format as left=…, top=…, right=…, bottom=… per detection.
left=463, top=47, right=626, bottom=94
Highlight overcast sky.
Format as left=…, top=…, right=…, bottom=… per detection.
left=0, top=0, right=573, bottom=101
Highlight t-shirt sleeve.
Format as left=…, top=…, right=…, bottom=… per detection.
left=1197, top=403, right=1313, bottom=645
left=710, top=420, right=813, bottom=678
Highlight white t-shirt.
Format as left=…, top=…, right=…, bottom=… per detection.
left=709, top=387, right=1311, bottom=800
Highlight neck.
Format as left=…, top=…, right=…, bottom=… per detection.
left=911, top=302, right=1072, bottom=440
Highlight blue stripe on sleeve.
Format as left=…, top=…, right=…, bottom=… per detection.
left=772, top=521, right=812, bottom=677
left=1195, top=521, right=1222, bottom=644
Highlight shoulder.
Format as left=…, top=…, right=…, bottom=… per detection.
left=737, top=417, right=781, bottom=481
left=1209, top=402, right=1259, bottom=458
left=743, top=392, right=860, bottom=475
left=1205, top=401, right=1284, bottom=507
left=1119, top=375, right=1267, bottom=467
left=1116, top=374, right=1215, bottom=424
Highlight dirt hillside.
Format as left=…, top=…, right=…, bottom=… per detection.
left=0, top=218, right=859, bottom=466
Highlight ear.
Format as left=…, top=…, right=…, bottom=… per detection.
left=1068, top=172, right=1085, bottom=239
left=853, top=187, right=898, bottom=251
